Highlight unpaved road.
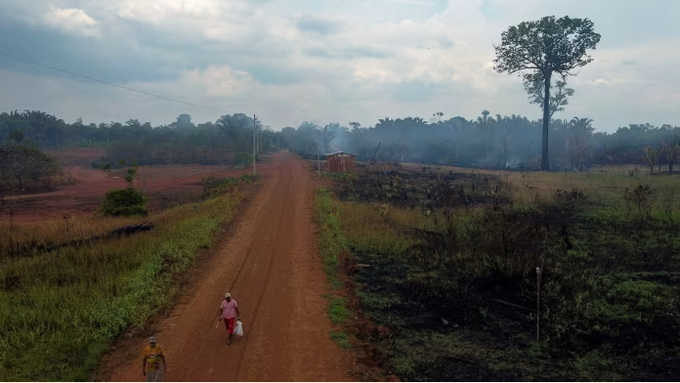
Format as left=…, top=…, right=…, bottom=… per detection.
left=100, top=152, right=351, bottom=381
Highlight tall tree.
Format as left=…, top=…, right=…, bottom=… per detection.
left=493, top=15, right=601, bottom=170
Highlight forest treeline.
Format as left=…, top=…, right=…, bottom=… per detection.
left=1, top=109, right=679, bottom=172
left=0, top=110, right=272, bottom=169
left=277, top=113, right=680, bottom=171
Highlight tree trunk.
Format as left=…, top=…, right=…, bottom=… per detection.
left=541, top=71, right=551, bottom=171
left=503, top=142, right=508, bottom=169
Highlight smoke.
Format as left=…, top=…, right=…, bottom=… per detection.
left=282, top=114, right=680, bottom=170
left=329, top=132, right=349, bottom=154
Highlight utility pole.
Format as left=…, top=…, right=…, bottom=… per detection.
left=317, top=131, right=321, bottom=173
left=253, top=114, right=257, bottom=176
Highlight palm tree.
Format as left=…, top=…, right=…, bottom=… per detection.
left=569, top=118, right=594, bottom=170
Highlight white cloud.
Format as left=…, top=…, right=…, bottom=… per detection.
left=0, top=0, right=679, bottom=131
left=116, top=0, right=222, bottom=24
left=43, top=7, right=100, bottom=37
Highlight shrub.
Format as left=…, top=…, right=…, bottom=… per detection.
left=202, top=176, right=238, bottom=198
left=101, top=188, right=148, bottom=216
left=0, top=144, right=61, bottom=191
left=623, top=184, right=655, bottom=217
left=202, top=174, right=259, bottom=199
left=239, top=173, right=259, bottom=183
left=232, top=152, right=251, bottom=169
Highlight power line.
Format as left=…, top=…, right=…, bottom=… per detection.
left=0, top=50, right=229, bottom=114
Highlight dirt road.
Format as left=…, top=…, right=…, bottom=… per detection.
left=100, top=152, right=351, bottom=381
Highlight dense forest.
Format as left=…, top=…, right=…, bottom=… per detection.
left=1, top=109, right=679, bottom=173
left=0, top=110, right=275, bottom=169
left=282, top=113, right=680, bottom=172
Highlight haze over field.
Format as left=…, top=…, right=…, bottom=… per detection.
left=5, top=2, right=680, bottom=381
left=0, top=0, right=678, bottom=131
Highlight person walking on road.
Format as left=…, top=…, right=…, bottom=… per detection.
left=142, top=336, right=167, bottom=382
left=217, top=292, right=241, bottom=345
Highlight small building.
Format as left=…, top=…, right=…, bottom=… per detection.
left=326, top=151, right=356, bottom=173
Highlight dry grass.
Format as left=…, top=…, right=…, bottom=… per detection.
left=338, top=202, right=421, bottom=256
left=0, top=215, right=142, bottom=259
left=400, top=163, right=680, bottom=209
left=0, top=182, right=255, bottom=381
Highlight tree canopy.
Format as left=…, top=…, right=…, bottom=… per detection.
left=494, top=15, right=601, bottom=170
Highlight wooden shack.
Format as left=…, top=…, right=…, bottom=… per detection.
left=326, top=151, right=356, bottom=173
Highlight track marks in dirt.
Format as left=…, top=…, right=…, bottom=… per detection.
left=100, top=152, right=351, bottom=382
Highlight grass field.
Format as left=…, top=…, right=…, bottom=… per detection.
left=315, top=163, right=680, bottom=381
left=314, top=188, right=352, bottom=346
left=0, top=176, right=258, bottom=381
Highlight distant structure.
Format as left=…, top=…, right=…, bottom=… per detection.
left=326, top=151, right=356, bottom=173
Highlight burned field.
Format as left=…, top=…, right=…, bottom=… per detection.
left=331, top=163, right=510, bottom=210
left=316, top=164, right=680, bottom=381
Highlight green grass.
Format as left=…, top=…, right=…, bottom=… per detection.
left=0, top=184, right=254, bottom=381
left=329, top=330, right=352, bottom=349
left=328, top=296, right=351, bottom=324
left=313, top=187, right=354, bottom=349
left=314, top=187, right=349, bottom=276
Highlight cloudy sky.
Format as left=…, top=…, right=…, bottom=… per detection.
left=0, top=0, right=678, bottom=132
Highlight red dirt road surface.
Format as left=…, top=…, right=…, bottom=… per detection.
left=100, top=152, right=352, bottom=381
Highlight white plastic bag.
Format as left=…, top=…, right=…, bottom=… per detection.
left=234, top=320, right=244, bottom=336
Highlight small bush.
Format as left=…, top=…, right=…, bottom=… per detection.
left=101, top=188, right=148, bottom=217
left=202, top=176, right=238, bottom=198
left=232, top=152, right=251, bottom=168
left=239, top=173, right=259, bottom=183
left=623, top=184, right=655, bottom=217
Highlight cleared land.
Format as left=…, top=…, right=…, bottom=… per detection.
left=5, top=147, right=263, bottom=222
left=312, top=161, right=680, bottom=381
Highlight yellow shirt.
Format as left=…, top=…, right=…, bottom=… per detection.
left=143, top=345, right=165, bottom=371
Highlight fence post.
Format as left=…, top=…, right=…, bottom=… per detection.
left=536, top=266, right=541, bottom=341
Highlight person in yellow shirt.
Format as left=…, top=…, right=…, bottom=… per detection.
left=142, top=337, right=167, bottom=382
